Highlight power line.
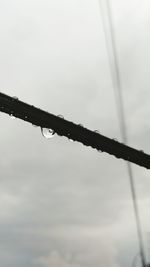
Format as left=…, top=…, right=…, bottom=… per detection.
left=0, top=92, right=150, bottom=169
left=132, top=253, right=140, bottom=267
left=99, top=1, right=146, bottom=267
left=98, top=0, right=126, bottom=141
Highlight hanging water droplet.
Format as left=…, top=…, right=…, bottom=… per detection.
left=140, top=150, right=144, bottom=153
left=12, top=96, right=19, bottom=100
left=113, top=138, right=118, bottom=142
left=98, top=150, right=102, bottom=153
left=67, top=133, right=73, bottom=142
left=41, top=127, right=55, bottom=139
left=10, top=114, right=15, bottom=119
left=58, top=114, right=64, bottom=119
left=94, top=130, right=100, bottom=134
left=78, top=124, right=83, bottom=127
left=32, top=124, right=38, bottom=128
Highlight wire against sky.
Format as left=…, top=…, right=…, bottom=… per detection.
left=0, top=92, right=150, bottom=169
left=99, top=0, right=146, bottom=266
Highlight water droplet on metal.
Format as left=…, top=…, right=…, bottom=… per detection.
left=41, top=128, right=55, bottom=139
left=10, top=114, right=15, bottom=119
left=12, top=96, right=19, bottom=100
left=32, top=124, right=38, bottom=128
left=68, top=133, right=73, bottom=142
left=58, top=114, right=64, bottom=119
left=94, top=130, right=100, bottom=134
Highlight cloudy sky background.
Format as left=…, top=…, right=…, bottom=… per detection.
left=0, top=0, right=150, bottom=266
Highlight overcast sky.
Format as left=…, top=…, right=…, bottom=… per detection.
left=0, top=0, right=150, bottom=266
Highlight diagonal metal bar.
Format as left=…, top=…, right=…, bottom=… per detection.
left=0, top=92, right=150, bottom=169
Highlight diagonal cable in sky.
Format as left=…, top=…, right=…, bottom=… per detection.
left=0, top=91, right=150, bottom=170
left=99, top=0, right=147, bottom=266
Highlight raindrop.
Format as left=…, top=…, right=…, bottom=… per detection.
left=68, top=133, right=73, bottom=142
left=32, top=124, right=38, bottom=128
left=94, top=130, right=100, bottom=134
left=10, top=114, right=15, bottom=119
left=57, top=114, right=64, bottom=119
left=12, top=96, right=19, bottom=100
left=41, top=127, right=55, bottom=139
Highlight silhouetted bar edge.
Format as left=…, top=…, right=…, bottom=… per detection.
left=0, top=92, right=150, bottom=169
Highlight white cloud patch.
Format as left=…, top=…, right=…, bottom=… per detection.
left=37, top=251, right=80, bottom=267
left=36, top=231, right=119, bottom=267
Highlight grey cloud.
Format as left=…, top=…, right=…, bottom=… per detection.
left=0, top=0, right=150, bottom=266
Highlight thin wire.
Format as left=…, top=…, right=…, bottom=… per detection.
left=132, top=253, right=140, bottom=267
left=98, top=0, right=126, bottom=141
left=99, top=1, right=146, bottom=266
